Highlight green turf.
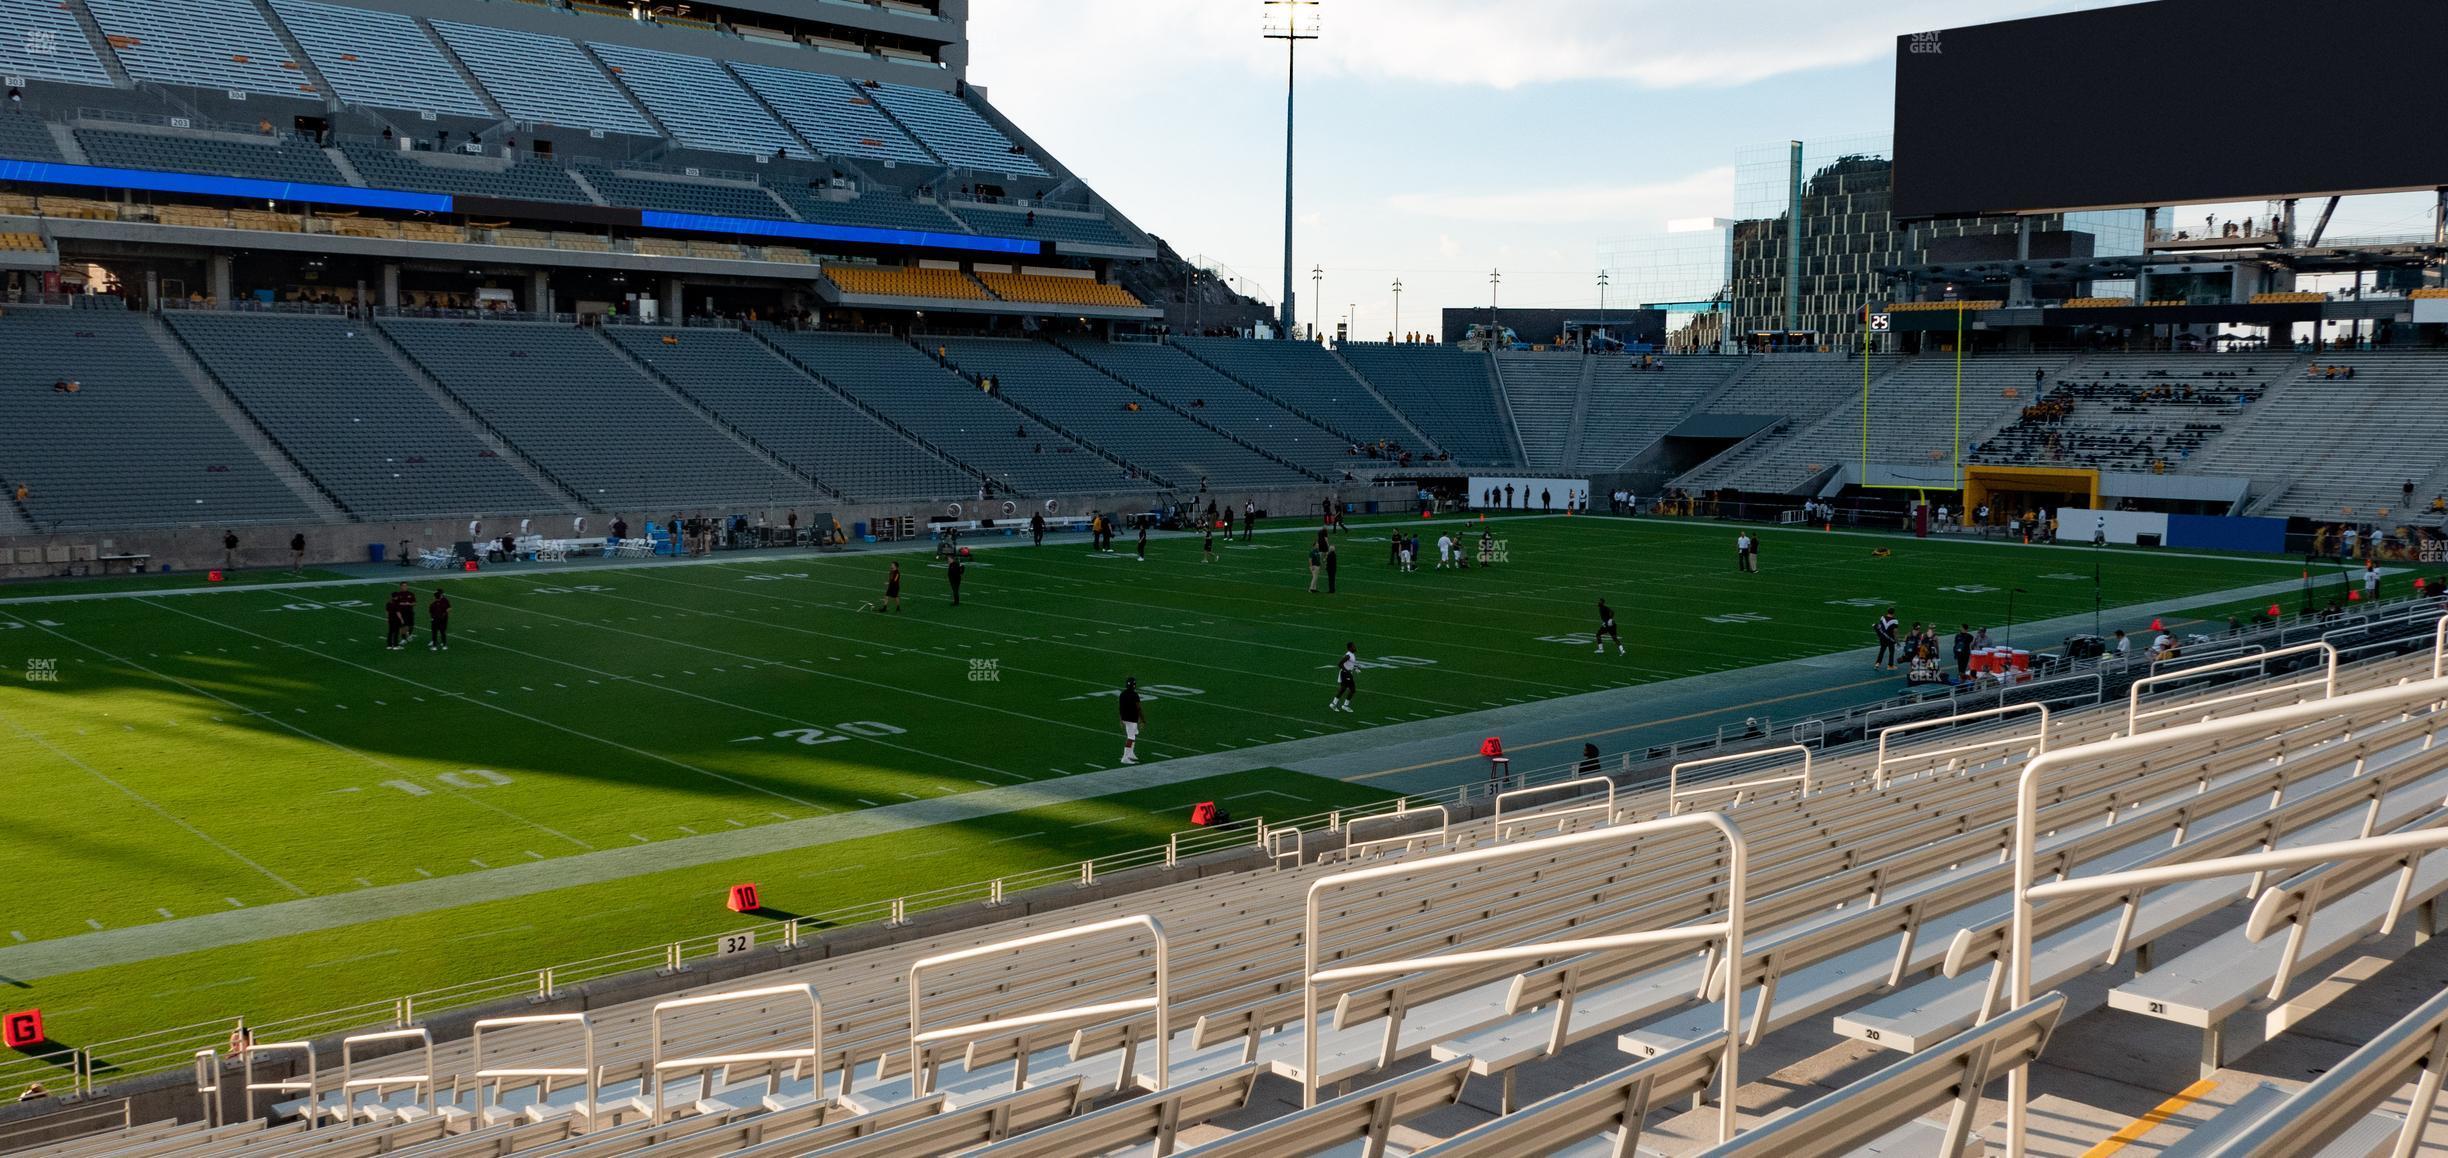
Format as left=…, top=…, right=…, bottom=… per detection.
left=0, top=515, right=2299, bottom=1066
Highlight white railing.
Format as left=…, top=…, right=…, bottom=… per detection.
left=1491, top=776, right=1616, bottom=838
left=470, top=1013, right=594, bottom=1126
left=907, top=916, right=1167, bottom=1095
left=2126, top=640, right=2338, bottom=733
left=338, top=1028, right=434, bottom=1122
left=1300, top=813, right=1748, bottom=1142
left=650, top=984, right=820, bottom=1123
left=1339, top=805, right=1451, bottom=860
left=1872, top=703, right=2050, bottom=790
left=1667, top=745, right=1813, bottom=813
left=1995, top=675, right=2448, bottom=1157
left=241, top=1041, right=318, bottom=1127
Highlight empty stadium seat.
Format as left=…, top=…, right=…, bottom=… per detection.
left=0, top=306, right=314, bottom=530
left=0, top=111, right=65, bottom=164
left=1172, top=336, right=1421, bottom=451
left=601, top=326, right=977, bottom=501
left=75, top=127, right=346, bottom=186
left=164, top=312, right=564, bottom=519
left=430, top=21, right=657, bottom=138
left=1335, top=343, right=1517, bottom=465
left=823, top=264, right=988, bottom=300
left=85, top=0, right=311, bottom=97
left=589, top=41, right=804, bottom=160
left=975, top=271, right=1142, bottom=309
left=268, top=0, right=491, bottom=118
left=339, top=143, right=593, bottom=205
left=1057, top=339, right=1359, bottom=475
left=377, top=319, right=817, bottom=509
left=728, top=63, right=936, bottom=167
left=864, top=80, right=1049, bottom=176
left=0, top=0, right=114, bottom=86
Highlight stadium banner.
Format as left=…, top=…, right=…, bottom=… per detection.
left=1469, top=476, right=1593, bottom=511
left=2415, top=298, right=2448, bottom=325
left=2164, top=514, right=2288, bottom=555
left=2058, top=508, right=2167, bottom=547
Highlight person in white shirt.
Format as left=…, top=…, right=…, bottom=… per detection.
left=1329, top=643, right=1358, bottom=713
left=467, top=517, right=482, bottom=541
left=1936, top=505, right=1951, bottom=528
left=1734, top=532, right=1751, bottom=572
left=2365, top=561, right=2380, bottom=600
left=1436, top=533, right=1454, bottom=569
left=2112, top=629, right=2131, bottom=663
left=2150, top=632, right=2175, bottom=660
left=2343, top=526, right=2360, bottom=559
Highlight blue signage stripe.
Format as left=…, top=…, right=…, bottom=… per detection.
left=0, top=158, right=454, bottom=213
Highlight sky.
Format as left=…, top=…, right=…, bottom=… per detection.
left=966, top=1, right=2443, bottom=337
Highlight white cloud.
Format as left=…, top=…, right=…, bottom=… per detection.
left=1389, top=166, right=1735, bottom=227
left=971, top=0, right=2131, bottom=92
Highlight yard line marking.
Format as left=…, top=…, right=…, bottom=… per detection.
left=676, top=825, right=697, bottom=834
left=989, top=831, right=1045, bottom=844
left=1068, top=816, right=1126, bottom=828
left=85, top=919, right=102, bottom=930
left=4, top=614, right=593, bottom=852
left=525, top=851, right=544, bottom=860
left=799, top=864, right=862, bottom=880
left=307, top=948, right=402, bottom=970
left=769, top=811, right=790, bottom=820
left=446, top=924, right=536, bottom=944
left=973, top=779, right=997, bottom=786
left=1224, top=790, right=1312, bottom=803
left=8, top=932, right=22, bottom=942
left=353, top=877, right=372, bottom=888
left=725, top=819, right=745, bottom=828
left=631, top=833, right=651, bottom=843
left=895, top=791, right=922, bottom=800
left=0, top=709, right=310, bottom=897
left=856, top=799, right=881, bottom=807
left=156, top=908, right=175, bottom=919
left=137, top=600, right=836, bottom=814
left=909, top=849, right=951, bottom=858
left=469, top=858, right=488, bottom=868
left=413, top=868, right=433, bottom=878
left=225, top=897, right=245, bottom=908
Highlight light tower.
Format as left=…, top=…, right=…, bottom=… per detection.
left=1310, top=264, right=1324, bottom=341
left=1391, top=277, right=1403, bottom=340
left=1263, top=0, right=1319, bottom=340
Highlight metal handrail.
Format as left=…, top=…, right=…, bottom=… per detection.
left=650, top=984, right=819, bottom=1123
left=907, top=916, right=1166, bottom=1095
left=1341, top=805, right=1450, bottom=859
left=2126, top=641, right=2338, bottom=733
left=1667, top=745, right=1814, bottom=813
left=241, top=1042, right=318, bottom=1127
left=1300, top=812, right=1748, bottom=1143
left=1997, top=675, right=2448, bottom=1157
left=1491, top=776, right=1616, bottom=837
left=471, top=1014, right=595, bottom=1125
left=1873, top=703, right=2050, bottom=790
left=338, top=1028, right=434, bottom=1122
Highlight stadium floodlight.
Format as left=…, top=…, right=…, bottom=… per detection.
left=1310, top=264, right=1323, bottom=341
left=1391, top=277, right=1403, bottom=340
left=1264, top=0, right=1320, bottom=340
left=1597, top=270, right=1609, bottom=340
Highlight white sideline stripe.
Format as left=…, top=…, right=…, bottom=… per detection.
left=307, top=948, right=401, bottom=970
left=0, top=709, right=308, bottom=897
left=987, top=831, right=1045, bottom=844
left=1069, top=817, right=1126, bottom=828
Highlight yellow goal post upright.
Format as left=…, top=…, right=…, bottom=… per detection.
left=1857, top=300, right=1971, bottom=494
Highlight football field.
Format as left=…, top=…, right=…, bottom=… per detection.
left=0, top=513, right=2301, bottom=1071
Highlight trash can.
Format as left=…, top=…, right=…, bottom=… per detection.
left=367, top=542, right=387, bottom=564
left=853, top=521, right=868, bottom=538
left=1365, top=501, right=1380, bottom=514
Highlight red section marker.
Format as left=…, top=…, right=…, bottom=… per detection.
left=207, top=570, right=225, bottom=583
left=726, top=883, right=760, bottom=913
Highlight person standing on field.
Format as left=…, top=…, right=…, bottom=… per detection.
left=1118, top=676, right=1144, bottom=764
left=1136, top=519, right=1148, bottom=562
left=1325, top=543, right=1339, bottom=593
left=946, top=552, right=965, bottom=606
left=1030, top=510, right=1046, bottom=547
left=1308, top=543, right=1323, bottom=593
left=1330, top=642, right=1359, bottom=713
left=427, top=588, right=451, bottom=651
left=1874, top=609, right=1900, bottom=671
left=1203, top=519, right=1216, bottom=563
left=1595, top=598, right=1625, bottom=655
left=384, top=582, right=415, bottom=650
left=881, top=562, right=902, bottom=613
left=289, top=532, right=306, bottom=575
left=1734, top=531, right=1750, bottom=572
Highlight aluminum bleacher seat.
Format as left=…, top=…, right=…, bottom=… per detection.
left=938, top=337, right=1313, bottom=490
left=1578, top=357, right=1747, bottom=470
left=84, top=0, right=309, bottom=97
left=588, top=41, right=803, bottom=160
left=1173, top=336, right=1422, bottom=451
left=268, top=0, right=491, bottom=119
left=430, top=21, right=657, bottom=138
left=340, top=143, right=593, bottom=205
left=164, top=312, right=563, bottom=519
left=822, top=265, right=987, bottom=301
left=75, top=128, right=346, bottom=185
left=0, top=111, right=66, bottom=164
left=1335, top=343, right=1516, bottom=465
left=759, top=329, right=1148, bottom=497
left=578, top=167, right=790, bottom=221
left=1057, top=339, right=1361, bottom=476
left=1698, top=353, right=2065, bottom=494
left=864, top=81, right=1049, bottom=176
left=0, top=0, right=113, bottom=86
left=377, top=319, right=818, bottom=509
left=728, top=64, right=935, bottom=167
left=1492, top=352, right=1577, bottom=472
left=602, top=327, right=977, bottom=501
left=0, top=306, right=313, bottom=530
left=2189, top=351, right=2448, bottom=518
